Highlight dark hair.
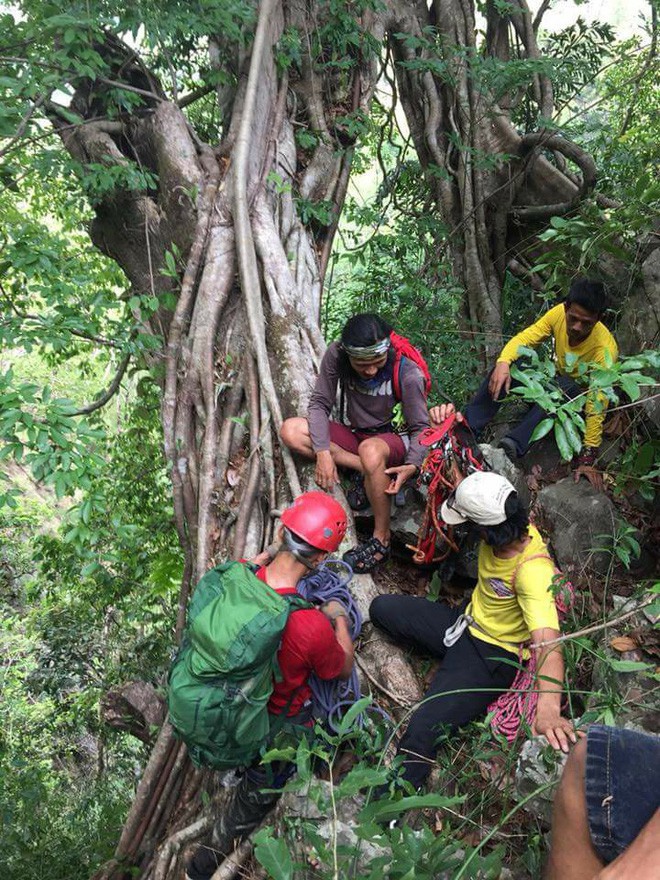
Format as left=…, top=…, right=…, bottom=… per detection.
left=480, top=493, right=529, bottom=548
left=565, top=278, right=607, bottom=317
left=340, top=313, right=392, bottom=349
left=337, top=312, right=394, bottom=395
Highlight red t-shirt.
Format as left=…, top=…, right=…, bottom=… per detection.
left=254, top=567, right=346, bottom=717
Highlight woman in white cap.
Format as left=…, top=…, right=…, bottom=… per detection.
left=370, top=470, right=579, bottom=792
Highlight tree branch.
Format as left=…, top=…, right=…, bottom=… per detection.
left=0, top=94, right=47, bottom=159
left=511, top=132, right=596, bottom=220
left=178, top=83, right=216, bottom=109
left=70, top=349, right=132, bottom=416
left=533, top=0, right=553, bottom=34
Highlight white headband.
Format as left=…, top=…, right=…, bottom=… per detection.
left=341, top=338, right=391, bottom=360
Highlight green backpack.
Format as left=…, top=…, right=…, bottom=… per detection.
left=167, top=561, right=311, bottom=770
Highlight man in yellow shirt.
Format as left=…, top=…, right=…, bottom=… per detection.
left=370, top=471, right=578, bottom=792
left=465, top=279, right=617, bottom=489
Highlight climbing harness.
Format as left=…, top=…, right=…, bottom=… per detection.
left=297, top=560, right=390, bottom=732
left=408, top=413, right=487, bottom=565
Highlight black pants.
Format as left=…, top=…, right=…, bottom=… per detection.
left=188, top=715, right=309, bottom=879
left=370, top=595, right=516, bottom=790
left=465, top=369, right=582, bottom=456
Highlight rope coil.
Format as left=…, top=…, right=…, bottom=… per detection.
left=297, top=561, right=390, bottom=731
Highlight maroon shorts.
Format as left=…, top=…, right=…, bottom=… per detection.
left=328, top=420, right=407, bottom=466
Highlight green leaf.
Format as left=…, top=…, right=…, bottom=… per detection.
left=558, top=411, right=583, bottom=455
left=530, top=417, right=554, bottom=442
left=608, top=659, right=653, bottom=673
left=361, top=793, right=464, bottom=823
left=337, top=766, right=388, bottom=798
left=618, top=374, right=641, bottom=401
left=335, top=695, right=372, bottom=734
left=553, top=420, right=572, bottom=461
left=253, top=829, right=293, bottom=880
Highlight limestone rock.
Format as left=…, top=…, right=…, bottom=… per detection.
left=534, top=478, right=617, bottom=576
left=616, top=247, right=660, bottom=357
left=590, top=595, right=660, bottom=734
left=480, top=443, right=529, bottom=506
left=282, top=780, right=389, bottom=877
left=514, top=736, right=568, bottom=825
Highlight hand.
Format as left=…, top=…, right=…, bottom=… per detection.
left=429, top=402, right=463, bottom=426
left=320, top=600, right=348, bottom=624
left=533, top=710, right=582, bottom=753
left=488, top=362, right=511, bottom=400
left=315, top=450, right=338, bottom=491
left=251, top=549, right=272, bottom=567
left=384, top=463, right=418, bottom=494
left=573, top=463, right=604, bottom=492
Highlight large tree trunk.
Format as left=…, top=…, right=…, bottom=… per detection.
left=39, top=0, right=604, bottom=876
left=50, top=4, right=422, bottom=878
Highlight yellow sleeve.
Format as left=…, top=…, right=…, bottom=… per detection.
left=515, top=558, right=559, bottom=633
left=497, top=307, right=558, bottom=364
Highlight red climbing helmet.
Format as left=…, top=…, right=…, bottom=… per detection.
left=280, top=491, right=347, bottom=552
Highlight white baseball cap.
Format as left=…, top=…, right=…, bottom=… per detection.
left=440, top=471, right=516, bottom=526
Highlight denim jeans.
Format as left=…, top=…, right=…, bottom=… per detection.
left=586, top=724, right=660, bottom=863
left=465, top=368, right=582, bottom=456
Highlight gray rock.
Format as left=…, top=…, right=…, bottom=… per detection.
left=282, top=780, right=389, bottom=877
left=314, top=817, right=388, bottom=869
left=616, top=248, right=660, bottom=357
left=480, top=443, right=530, bottom=507
left=590, top=596, right=660, bottom=734
left=514, top=736, right=568, bottom=825
left=534, top=478, right=617, bottom=576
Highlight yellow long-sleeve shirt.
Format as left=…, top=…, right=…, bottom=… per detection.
left=498, top=304, right=618, bottom=448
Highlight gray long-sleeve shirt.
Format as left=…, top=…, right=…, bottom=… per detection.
left=307, top=342, right=430, bottom=468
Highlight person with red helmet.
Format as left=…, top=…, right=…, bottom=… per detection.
left=186, top=492, right=354, bottom=880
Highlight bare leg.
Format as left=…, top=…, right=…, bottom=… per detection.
left=545, top=738, right=604, bottom=880
left=358, top=437, right=392, bottom=546
left=280, top=416, right=363, bottom=472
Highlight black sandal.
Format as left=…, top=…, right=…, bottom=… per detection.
left=343, top=536, right=391, bottom=573
left=345, top=471, right=370, bottom=511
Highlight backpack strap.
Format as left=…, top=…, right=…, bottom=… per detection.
left=392, top=353, right=403, bottom=401
left=283, top=594, right=314, bottom=612
left=509, top=552, right=555, bottom=593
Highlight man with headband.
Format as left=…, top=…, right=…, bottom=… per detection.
left=280, top=313, right=430, bottom=573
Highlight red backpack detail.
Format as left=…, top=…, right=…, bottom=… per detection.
left=390, top=331, right=432, bottom=401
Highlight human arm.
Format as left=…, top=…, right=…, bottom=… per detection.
left=594, top=808, right=660, bottom=880
left=497, top=307, right=557, bottom=364
left=530, top=627, right=580, bottom=752
left=307, top=344, right=341, bottom=489
left=315, top=450, right=339, bottom=491
left=398, top=361, right=430, bottom=470
left=320, top=600, right=354, bottom=679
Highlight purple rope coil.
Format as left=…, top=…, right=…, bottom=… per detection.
left=297, top=560, right=369, bottom=731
